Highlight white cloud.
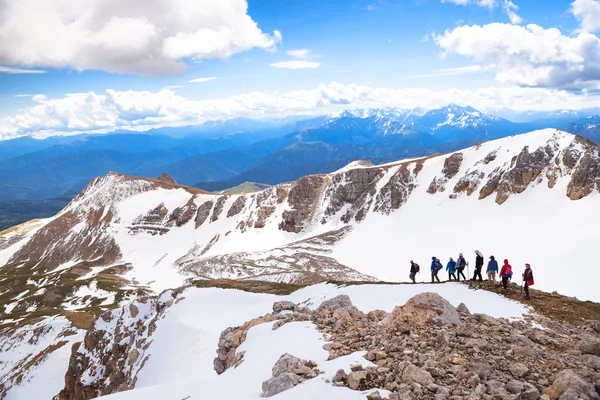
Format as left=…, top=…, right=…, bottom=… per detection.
left=503, top=0, right=523, bottom=24
left=0, top=0, right=281, bottom=75
left=571, top=0, right=600, bottom=32
left=435, top=22, right=600, bottom=88
left=187, top=77, right=217, bottom=83
left=269, top=61, right=321, bottom=69
left=0, top=66, right=46, bottom=74
left=399, top=65, right=484, bottom=79
left=286, top=49, right=310, bottom=58
left=14, top=94, right=34, bottom=98
left=2, top=83, right=600, bottom=140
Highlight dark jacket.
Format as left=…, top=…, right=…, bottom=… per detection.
left=475, top=255, right=484, bottom=269
left=487, top=260, right=499, bottom=272
left=410, top=263, right=419, bottom=274
left=457, top=256, right=466, bottom=269
left=523, top=268, right=534, bottom=286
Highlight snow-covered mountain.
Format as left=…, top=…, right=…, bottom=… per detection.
left=3, top=128, right=600, bottom=400
left=1, top=128, right=600, bottom=310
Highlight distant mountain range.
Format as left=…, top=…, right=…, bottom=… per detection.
left=0, top=105, right=599, bottom=207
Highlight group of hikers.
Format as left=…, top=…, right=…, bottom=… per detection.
left=408, top=250, right=535, bottom=300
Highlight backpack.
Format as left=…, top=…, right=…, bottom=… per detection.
left=459, top=258, right=466, bottom=268
left=415, top=264, right=420, bottom=273
left=504, top=265, right=512, bottom=278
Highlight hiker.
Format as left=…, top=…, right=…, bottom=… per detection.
left=431, top=257, right=441, bottom=283
left=487, top=256, right=499, bottom=282
left=446, top=257, right=457, bottom=281
left=472, top=250, right=484, bottom=282
left=522, top=263, right=534, bottom=300
left=456, top=253, right=467, bottom=281
left=499, top=259, right=513, bottom=291
left=409, top=260, right=420, bottom=283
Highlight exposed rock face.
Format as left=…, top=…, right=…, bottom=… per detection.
left=211, top=196, right=228, bottom=223
left=373, top=165, right=419, bottom=214
left=194, top=200, right=213, bottom=228
left=227, top=196, right=247, bottom=218
left=453, top=170, right=484, bottom=196
left=321, top=168, right=384, bottom=223
left=157, top=173, right=176, bottom=184
left=280, top=176, right=327, bottom=233
left=57, top=289, right=184, bottom=399
left=168, top=197, right=197, bottom=227
left=566, top=137, right=600, bottom=200
left=261, top=354, right=319, bottom=397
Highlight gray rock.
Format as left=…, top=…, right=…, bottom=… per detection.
left=593, top=321, right=600, bottom=334
left=272, top=353, right=305, bottom=377
left=333, top=369, right=347, bottom=383
left=579, top=340, right=600, bottom=357
left=521, top=386, right=540, bottom=400
left=457, top=303, right=471, bottom=314
left=511, top=363, right=529, bottom=379
left=347, top=370, right=368, bottom=390
left=262, top=372, right=303, bottom=397
left=507, top=380, right=525, bottom=394
left=404, top=293, right=461, bottom=326
left=367, top=391, right=383, bottom=400
left=546, top=369, right=597, bottom=400
left=402, top=363, right=434, bottom=386
left=317, top=295, right=354, bottom=312
left=581, top=354, right=600, bottom=371
left=273, top=301, right=295, bottom=314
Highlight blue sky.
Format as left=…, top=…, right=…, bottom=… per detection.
left=0, top=0, right=598, bottom=138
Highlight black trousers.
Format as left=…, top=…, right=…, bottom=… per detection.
left=409, top=272, right=416, bottom=283
left=431, top=270, right=440, bottom=283
left=473, top=267, right=483, bottom=281
left=457, top=267, right=466, bottom=281
left=502, top=277, right=510, bottom=290
left=524, top=283, right=530, bottom=297
left=448, top=272, right=456, bottom=281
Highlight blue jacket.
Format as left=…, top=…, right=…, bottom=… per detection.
left=431, top=260, right=438, bottom=271
left=446, top=260, right=457, bottom=272
left=487, top=260, right=499, bottom=272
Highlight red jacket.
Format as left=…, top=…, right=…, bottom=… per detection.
left=499, top=260, right=512, bottom=278
left=523, top=268, right=534, bottom=286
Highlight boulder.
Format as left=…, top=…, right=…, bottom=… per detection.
left=544, top=370, right=598, bottom=399
left=272, top=353, right=306, bottom=377
left=511, top=363, right=529, bottom=378
left=402, top=363, right=434, bottom=386
left=262, top=372, right=303, bottom=397
left=348, top=370, right=368, bottom=390
left=403, top=293, right=461, bottom=326
left=579, top=341, right=600, bottom=357
left=273, top=301, right=296, bottom=314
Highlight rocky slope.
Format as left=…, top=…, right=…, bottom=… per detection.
left=1, top=129, right=600, bottom=329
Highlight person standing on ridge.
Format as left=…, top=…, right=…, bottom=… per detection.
left=487, top=256, right=499, bottom=282
left=431, top=257, right=441, bottom=283
left=446, top=257, right=457, bottom=281
left=472, top=250, right=484, bottom=282
left=499, top=259, right=513, bottom=291
left=522, top=263, right=534, bottom=300
left=456, top=253, right=467, bottom=281
left=409, top=260, right=420, bottom=283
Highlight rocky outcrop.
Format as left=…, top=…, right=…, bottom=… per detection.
left=280, top=176, right=327, bottom=233
left=157, top=173, right=176, bottom=184
left=373, top=164, right=419, bottom=214
left=168, top=197, right=197, bottom=227
left=210, top=196, right=228, bottom=223
left=566, top=137, right=600, bottom=200
left=57, top=289, right=184, bottom=400
left=453, top=170, right=484, bottom=196
left=194, top=200, right=213, bottom=228
left=227, top=196, right=247, bottom=218
left=321, top=168, right=384, bottom=223
left=427, top=153, right=463, bottom=194
left=261, top=354, right=319, bottom=397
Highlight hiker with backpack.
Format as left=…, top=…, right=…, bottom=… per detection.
left=456, top=253, right=467, bottom=281
left=409, top=260, right=420, bottom=283
left=487, top=256, right=499, bottom=282
left=522, top=263, right=534, bottom=300
left=431, top=257, right=441, bottom=283
left=446, top=257, right=457, bottom=281
left=499, top=259, right=513, bottom=291
left=472, top=250, right=484, bottom=282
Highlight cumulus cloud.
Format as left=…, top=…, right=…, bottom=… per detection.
left=435, top=22, right=600, bottom=88
left=571, top=0, right=600, bottom=32
left=287, top=49, right=310, bottom=58
left=188, top=77, right=217, bottom=83
left=2, top=83, right=600, bottom=139
left=0, top=0, right=281, bottom=75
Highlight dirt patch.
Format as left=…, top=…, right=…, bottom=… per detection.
left=63, top=311, right=97, bottom=330
left=192, top=279, right=303, bottom=296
